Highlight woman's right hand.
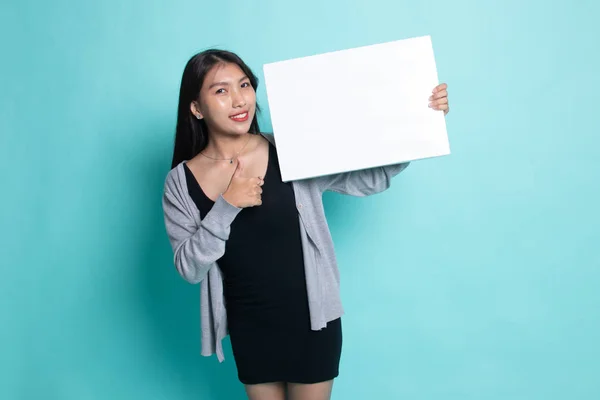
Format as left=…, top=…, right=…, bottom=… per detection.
left=223, top=159, right=264, bottom=208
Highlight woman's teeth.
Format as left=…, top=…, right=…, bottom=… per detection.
left=230, top=113, right=247, bottom=120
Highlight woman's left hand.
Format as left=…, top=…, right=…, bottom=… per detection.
left=429, top=83, right=449, bottom=115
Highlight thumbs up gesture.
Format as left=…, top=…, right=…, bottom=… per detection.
left=222, top=159, right=264, bottom=208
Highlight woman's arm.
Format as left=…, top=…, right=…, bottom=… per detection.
left=315, top=83, right=449, bottom=196
left=162, top=189, right=241, bottom=283
left=314, top=162, right=410, bottom=196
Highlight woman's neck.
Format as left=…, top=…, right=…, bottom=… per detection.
left=204, top=132, right=254, bottom=159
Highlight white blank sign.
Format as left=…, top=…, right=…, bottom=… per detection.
left=262, top=35, right=450, bottom=182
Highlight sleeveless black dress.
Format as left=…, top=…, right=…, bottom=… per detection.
left=184, top=141, right=342, bottom=385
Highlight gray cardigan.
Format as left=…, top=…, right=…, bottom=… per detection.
left=162, top=133, right=409, bottom=362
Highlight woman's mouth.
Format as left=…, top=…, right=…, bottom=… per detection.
left=230, top=112, right=249, bottom=122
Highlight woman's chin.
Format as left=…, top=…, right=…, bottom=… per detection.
left=210, top=118, right=254, bottom=137
left=228, top=122, right=253, bottom=135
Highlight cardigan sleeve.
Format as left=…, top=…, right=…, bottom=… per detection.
left=314, top=162, right=410, bottom=196
left=162, top=178, right=242, bottom=283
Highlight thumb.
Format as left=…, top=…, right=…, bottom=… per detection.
left=233, top=158, right=244, bottom=177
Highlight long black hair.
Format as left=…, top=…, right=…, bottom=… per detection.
left=170, top=49, right=261, bottom=168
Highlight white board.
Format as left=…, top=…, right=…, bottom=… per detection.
left=262, top=35, right=450, bottom=182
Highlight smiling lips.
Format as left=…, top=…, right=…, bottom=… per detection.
left=230, top=112, right=249, bottom=122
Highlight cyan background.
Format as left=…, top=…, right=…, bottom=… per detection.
left=1, top=0, right=599, bottom=399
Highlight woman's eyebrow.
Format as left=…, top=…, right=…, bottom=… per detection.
left=208, top=76, right=248, bottom=89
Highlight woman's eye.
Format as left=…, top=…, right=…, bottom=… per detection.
left=241, top=82, right=250, bottom=88
left=215, top=88, right=225, bottom=94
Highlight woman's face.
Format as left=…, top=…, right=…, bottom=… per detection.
left=193, top=62, right=256, bottom=137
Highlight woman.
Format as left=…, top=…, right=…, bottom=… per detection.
left=162, top=49, right=450, bottom=400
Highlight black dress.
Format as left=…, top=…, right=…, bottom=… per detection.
left=184, top=141, right=342, bottom=385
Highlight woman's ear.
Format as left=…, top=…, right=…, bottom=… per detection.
left=190, top=101, right=203, bottom=120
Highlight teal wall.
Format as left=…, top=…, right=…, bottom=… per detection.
left=2, top=0, right=599, bottom=399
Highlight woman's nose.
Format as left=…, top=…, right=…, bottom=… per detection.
left=231, top=88, right=246, bottom=107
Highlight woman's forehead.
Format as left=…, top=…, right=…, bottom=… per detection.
left=206, top=62, right=247, bottom=83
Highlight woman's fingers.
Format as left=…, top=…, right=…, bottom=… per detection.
left=429, top=90, right=447, bottom=101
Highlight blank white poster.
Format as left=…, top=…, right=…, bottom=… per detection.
left=262, top=35, right=450, bottom=182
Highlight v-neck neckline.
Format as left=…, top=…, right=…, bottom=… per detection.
left=185, top=138, right=273, bottom=205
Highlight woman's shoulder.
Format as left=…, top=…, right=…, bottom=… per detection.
left=259, top=132, right=276, bottom=146
left=256, top=132, right=319, bottom=190
left=164, top=162, right=186, bottom=194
